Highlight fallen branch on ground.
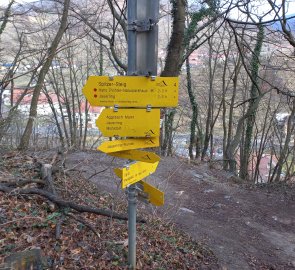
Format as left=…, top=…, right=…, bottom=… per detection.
left=65, top=212, right=101, bottom=238
left=1, top=179, right=45, bottom=187
left=0, top=184, right=146, bottom=223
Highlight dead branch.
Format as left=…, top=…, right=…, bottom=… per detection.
left=65, top=212, right=100, bottom=238
left=55, top=213, right=65, bottom=240
left=0, top=216, right=44, bottom=227
left=87, top=168, right=109, bottom=180
left=0, top=184, right=146, bottom=223
left=2, top=179, right=45, bottom=187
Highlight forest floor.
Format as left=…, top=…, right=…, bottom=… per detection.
left=65, top=151, right=295, bottom=270
left=0, top=149, right=295, bottom=269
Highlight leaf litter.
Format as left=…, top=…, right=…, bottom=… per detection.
left=0, top=151, right=218, bottom=269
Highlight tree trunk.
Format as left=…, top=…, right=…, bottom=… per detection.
left=240, top=24, right=264, bottom=180
left=270, top=101, right=295, bottom=182
left=224, top=56, right=241, bottom=170
left=160, top=0, right=186, bottom=156
left=18, top=0, right=70, bottom=150
left=0, top=0, right=14, bottom=37
left=186, top=56, right=198, bottom=160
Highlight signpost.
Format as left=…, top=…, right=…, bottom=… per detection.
left=138, top=180, right=164, bottom=206
left=82, top=0, right=178, bottom=268
left=96, top=108, right=160, bottom=137
left=114, top=161, right=159, bottom=189
left=109, top=149, right=160, bottom=163
left=82, top=76, right=178, bottom=107
left=98, top=137, right=159, bottom=153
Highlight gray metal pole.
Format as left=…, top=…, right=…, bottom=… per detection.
left=126, top=0, right=159, bottom=268
left=127, top=0, right=137, bottom=76
left=127, top=184, right=137, bottom=269
left=127, top=0, right=137, bottom=268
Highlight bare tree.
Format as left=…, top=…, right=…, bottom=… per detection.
left=18, top=0, right=71, bottom=150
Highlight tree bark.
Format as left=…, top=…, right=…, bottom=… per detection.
left=160, top=0, right=186, bottom=156
left=240, top=24, right=264, bottom=180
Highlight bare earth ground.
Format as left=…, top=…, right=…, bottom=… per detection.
left=65, top=151, right=295, bottom=270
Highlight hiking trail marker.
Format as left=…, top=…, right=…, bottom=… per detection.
left=83, top=74, right=178, bottom=191
left=82, top=75, right=178, bottom=193
left=138, top=180, right=164, bottom=206
left=114, top=161, right=159, bottom=189
left=82, top=0, right=178, bottom=267
left=96, top=108, right=160, bottom=137
left=98, top=137, right=160, bottom=153
left=82, top=76, right=178, bottom=107
left=109, top=149, right=161, bottom=163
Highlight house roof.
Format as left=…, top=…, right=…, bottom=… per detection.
left=10, top=88, right=63, bottom=105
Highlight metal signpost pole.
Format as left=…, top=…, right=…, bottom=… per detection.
left=82, top=1, right=167, bottom=269
left=127, top=184, right=137, bottom=269
left=127, top=0, right=159, bottom=268
left=127, top=0, right=137, bottom=268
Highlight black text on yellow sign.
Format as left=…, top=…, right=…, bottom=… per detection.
left=83, top=76, right=179, bottom=108
left=114, top=161, right=159, bottom=189
left=98, top=137, right=160, bottom=153
left=109, top=149, right=160, bottom=163
left=96, top=108, right=160, bottom=137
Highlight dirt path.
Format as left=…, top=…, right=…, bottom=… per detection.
left=65, top=151, right=295, bottom=269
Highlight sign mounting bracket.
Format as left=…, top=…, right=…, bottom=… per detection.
left=127, top=19, right=157, bottom=32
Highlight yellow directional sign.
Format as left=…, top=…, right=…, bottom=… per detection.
left=139, top=180, right=164, bottom=206
left=82, top=76, right=178, bottom=107
left=98, top=137, right=159, bottom=153
left=109, top=149, right=160, bottom=163
left=96, top=108, right=160, bottom=137
left=114, top=161, right=159, bottom=189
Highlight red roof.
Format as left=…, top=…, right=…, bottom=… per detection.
left=10, top=88, right=103, bottom=114
left=79, top=102, right=102, bottom=114
left=11, top=89, right=63, bottom=105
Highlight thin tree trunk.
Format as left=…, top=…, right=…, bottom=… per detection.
left=224, top=56, right=242, bottom=170
left=161, top=0, right=186, bottom=156
left=0, top=0, right=14, bottom=37
left=240, top=24, right=264, bottom=180
left=186, top=55, right=198, bottom=160
left=270, top=101, right=295, bottom=182
left=18, top=0, right=70, bottom=150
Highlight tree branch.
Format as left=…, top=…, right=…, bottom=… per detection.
left=0, top=184, right=146, bottom=223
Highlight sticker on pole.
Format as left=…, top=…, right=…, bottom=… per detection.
left=83, top=76, right=178, bottom=107
left=114, top=161, right=159, bottom=189
left=96, top=108, right=160, bottom=137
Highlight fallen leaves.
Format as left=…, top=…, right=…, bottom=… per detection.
left=0, top=151, right=219, bottom=269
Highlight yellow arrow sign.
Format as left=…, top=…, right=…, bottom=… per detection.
left=98, top=137, right=159, bottom=153
left=114, top=161, right=159, bottom=189
left=109, top=149, right=160, bottom=163
left=82, top=76, right=178, bottom=107
left=139, top=180, right=164, bottom=206
left=96, top=108, right=160, bottom=137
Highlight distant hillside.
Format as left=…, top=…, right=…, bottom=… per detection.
left=271, top=13, right=295, bottom=32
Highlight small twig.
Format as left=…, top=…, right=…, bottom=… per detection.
left=55, top=213, right=65, bottom=240
left=65, top=212, right=100, bottom=238
left=0, top=216, right=44, bottom=227
left=64, top=163, right=83, bottom=173
left=87, top=157, right=115, bottom=180
left=87, top=168, right=109, bottom=180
